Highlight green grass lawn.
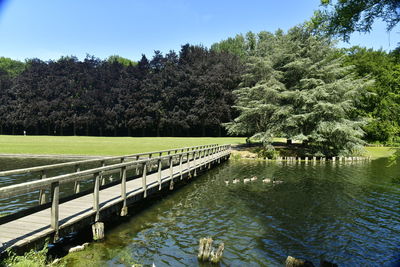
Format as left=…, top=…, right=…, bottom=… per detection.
left=364, top=146, right=399, bottom=158
left=0, top=135, right=246, bottom=156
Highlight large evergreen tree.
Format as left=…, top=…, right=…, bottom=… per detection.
left=225, top=26, right=372, bottom=156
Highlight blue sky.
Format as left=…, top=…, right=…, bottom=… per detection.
left=0, top=0, right=398, bottom=61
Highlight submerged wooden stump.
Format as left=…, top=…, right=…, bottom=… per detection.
left=285, top=256, right=315, bottom=267
left=210, top=242, right=225, bottom=263
left=198, top=237, right=224, bottom=263
left=92, top=222, right=104, bottom=241
left=120, top=206, right=128, bottom=216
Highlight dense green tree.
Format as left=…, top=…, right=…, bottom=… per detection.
left=344, top=46, right=400, bottom=143
left=225, top=26, right=371, bottom=156
left=0, top=57, right=25, bottom=77
left=107, top=55, right=137, bottom=66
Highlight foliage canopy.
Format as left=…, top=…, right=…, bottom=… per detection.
left=314, top=0, right=400, bottom=41
left=223, top=26, right=372, bottom=156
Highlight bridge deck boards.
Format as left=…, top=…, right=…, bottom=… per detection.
left=0, top=151, right=227, bottom=251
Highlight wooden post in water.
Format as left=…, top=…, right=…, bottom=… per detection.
left=92, top=222, right=104, bottom=241
left=120, top=166, right=128, bottom=216
left=39, top=170, right=47, bottom=205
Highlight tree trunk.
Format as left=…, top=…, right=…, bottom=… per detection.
left=287, top=139, right=292, bottom=145
left=60, top=126, right=64, bottom=136
left=156, top=125, right=160, bottom=137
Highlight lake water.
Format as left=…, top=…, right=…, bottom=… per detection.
left=1, top=158, right=400, bottom=266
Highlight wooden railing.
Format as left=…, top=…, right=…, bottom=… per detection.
left=0, top=144, right=218, bottom=177
left=0, top=145, right=231, bottom=235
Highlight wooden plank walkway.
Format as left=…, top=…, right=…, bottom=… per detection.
left=0, top=145, right=231, bottom=253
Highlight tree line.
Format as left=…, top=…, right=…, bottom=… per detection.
left=212, top=24, right=400, bottom=155
left=0, top=45, right=242, bottom=137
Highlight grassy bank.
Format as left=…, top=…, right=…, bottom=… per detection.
left=364, top=146, right=398, bottom=158
left=0, top=135, right=246, bottom=156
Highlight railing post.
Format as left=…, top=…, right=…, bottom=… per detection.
left=157, top=158, right=162, bottom=190
left=50, top=181, right=59, bottom=240
left=142, top=162, right=147, bottom=198
left=93, top=172, right=100, bottom=222
left=169, top=156, right=174, bottom=190
left=119, top=157, right=125, bottom=179
left=148, top=154, right=152, bottom=171
left=208, top=148, right=212, bottom=169
left=187, top=152, right=191, bottom=178
left=120, top=166, right=128, bottom=216
left=39, top=170, right=47, bottom=205
left=179, top=154, right=183, bottom=180
left=193, top=151, right=197, bottom=177
left=101, top=160, right=106, bottom=186
left=74, top=164, right=81, bottom=193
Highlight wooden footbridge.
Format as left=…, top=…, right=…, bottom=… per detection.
left=0, top=144, right=231, bottom=254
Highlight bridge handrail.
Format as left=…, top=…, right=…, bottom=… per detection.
left=0, top=144, right=219, bottom=177
left=0, top=144, right=231, bottom=199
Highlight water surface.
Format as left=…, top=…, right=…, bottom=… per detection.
left=58, top=159, right=400, bottom=266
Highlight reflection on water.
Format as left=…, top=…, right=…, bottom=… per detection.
left=59, top=159, right=400, bottom=266
left=1, top=158, right=400, bottom=266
